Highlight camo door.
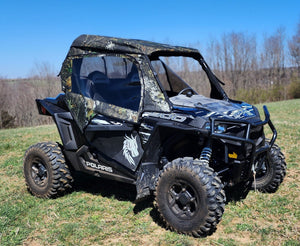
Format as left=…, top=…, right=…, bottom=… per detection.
left=69, top=54, right=144, bottom=170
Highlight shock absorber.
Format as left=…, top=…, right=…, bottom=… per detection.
left=199, top=146, right=212, bottom=166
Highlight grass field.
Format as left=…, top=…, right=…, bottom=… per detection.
left=0, top=99, right=299, bottom=246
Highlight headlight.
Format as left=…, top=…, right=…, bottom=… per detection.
left=215, top=124, right=227, bottom=133
left=204, top=122, right=227, bottom=133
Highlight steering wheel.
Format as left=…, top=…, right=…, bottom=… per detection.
left=178, top=87, right=196, bottom=96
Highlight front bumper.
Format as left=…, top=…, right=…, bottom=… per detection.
left=210, top=105, right=277, bottom=182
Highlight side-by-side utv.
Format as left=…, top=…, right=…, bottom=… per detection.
left=23, top=35, right=286, bottom=237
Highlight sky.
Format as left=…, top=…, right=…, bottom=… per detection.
left=0, top=0, right=299, bottom=79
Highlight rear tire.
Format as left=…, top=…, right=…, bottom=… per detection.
left=23, top=142, right=73, bottom=198
left=252, top=142, right=286, bottom=193
left=155, top=158, right=225, bottom=237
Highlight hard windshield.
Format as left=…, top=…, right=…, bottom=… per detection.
left=151, top=56, right=211, bottom=98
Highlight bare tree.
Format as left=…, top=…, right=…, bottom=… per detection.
left=261, top=28, right=286, bottom=86
left=0, top=80, right=8, bottom=127
left=207, top=32, right=257, bottom=96
left=30, top=61, right=60, bottom=97
left=288, top=21, right=300, bottom=74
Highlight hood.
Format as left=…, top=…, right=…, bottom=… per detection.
left=170, top=95, right=257, bottom=120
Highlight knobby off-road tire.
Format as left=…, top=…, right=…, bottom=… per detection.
left=252, top=142, right=286, bottom=193
left=23, top=142, right=73, bottom=198
left=155, top=157, right=226, bottom=237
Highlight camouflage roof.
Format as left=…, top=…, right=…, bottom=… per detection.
left=71, top=34, right=202, bottom=58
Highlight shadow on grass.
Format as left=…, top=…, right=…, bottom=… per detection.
left=72, top=171, right=137, bottom=201
left=71, top=171, right=164, bottom=226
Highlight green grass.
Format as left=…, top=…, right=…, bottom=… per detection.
left=1, top=99, right=300, bottom=245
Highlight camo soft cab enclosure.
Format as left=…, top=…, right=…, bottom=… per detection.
left=59, top=35, right=206, bottom=130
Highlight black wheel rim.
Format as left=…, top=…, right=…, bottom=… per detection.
left=30, top=157, right=48, bottom=187
left=167, top=179, right=199, bottom=219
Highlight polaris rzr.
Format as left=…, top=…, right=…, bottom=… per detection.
left=23, top=35, right=286, bottom=237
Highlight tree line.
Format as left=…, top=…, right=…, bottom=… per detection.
left=0, top=23, right=299, bottom=129
left=0, top=62, right=61, bottom=128
left=205, top=26, right=300, bottom=103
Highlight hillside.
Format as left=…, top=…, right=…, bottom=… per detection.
left=0, top=99, right=299, bottom=245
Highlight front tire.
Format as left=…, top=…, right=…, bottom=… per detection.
left=155, top=158, right=225, bottom=237
left=252, top=142, right=286, bottom=193
left=23, top=142, right=73, bottom=198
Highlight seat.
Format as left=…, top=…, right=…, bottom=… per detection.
left=86, top=71, right=109, bottom=101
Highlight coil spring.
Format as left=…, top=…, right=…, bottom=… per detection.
left=199, top=147, right=212, bottom=166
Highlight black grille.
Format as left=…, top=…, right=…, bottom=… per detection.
left=250, top=125, right=263, bottom=140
